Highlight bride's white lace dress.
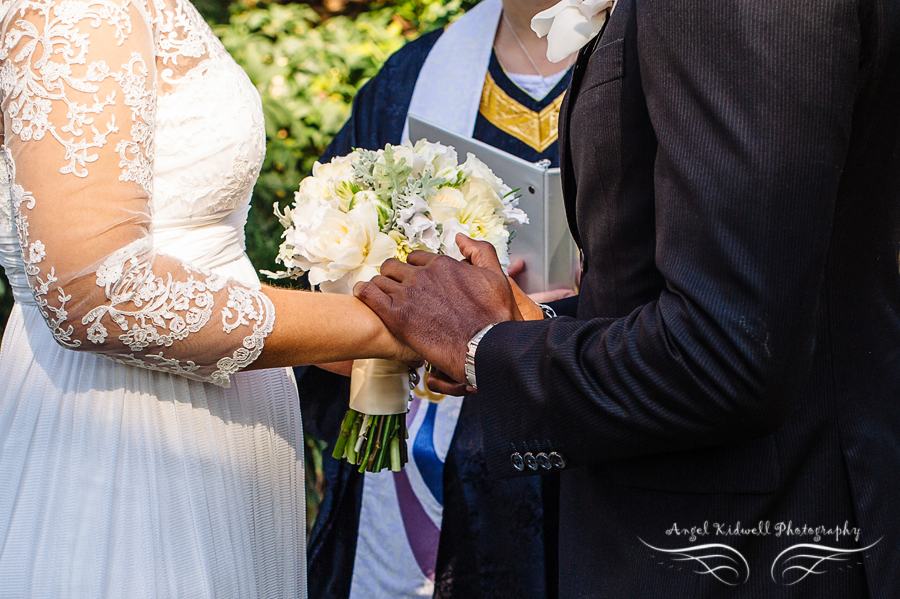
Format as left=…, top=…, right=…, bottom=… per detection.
left=0, top=0, right=306, bottom=596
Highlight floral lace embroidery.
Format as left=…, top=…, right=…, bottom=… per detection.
left=0, top=153, right=12, bottom=231
left=6, top=154, right=80, bottom=346
left=82, top=239, right=218, bottom=349
left=0, top=0, right=275, bottom=387
left=108, top=350, right=201, bottom=375
left=144, top=0, right=226, bottom=93
left=115, top=52, right=156, bottom=192
left=213, top=288, right=275, bottom=386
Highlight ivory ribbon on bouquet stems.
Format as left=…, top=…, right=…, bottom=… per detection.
left=349, top=358, right=411, bottom=415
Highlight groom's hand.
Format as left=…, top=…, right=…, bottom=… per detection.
left=354, top=234, right=521, bottom=383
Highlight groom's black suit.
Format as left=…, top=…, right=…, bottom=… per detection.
left=475, top=0, right=900, bottom=596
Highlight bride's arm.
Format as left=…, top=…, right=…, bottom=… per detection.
left=1, top=0, right=405, bottom=386
left=251, top=287, right=412, bottom=370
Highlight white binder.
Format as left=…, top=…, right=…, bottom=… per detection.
left=408, top=115, right=580, bottom=294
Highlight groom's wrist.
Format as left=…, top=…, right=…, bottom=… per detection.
left=465, top=322, right=497, bottom=389
left=464, top=305, right=557, bottom=389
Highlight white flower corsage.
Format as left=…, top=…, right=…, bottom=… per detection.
left=531, top=0, right=616, bottom=63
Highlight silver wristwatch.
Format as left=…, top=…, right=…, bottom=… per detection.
left=465, top=323, right=496, bottom=390
left=536, top=303, right=557, bottom=319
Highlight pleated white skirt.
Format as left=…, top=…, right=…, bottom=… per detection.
left=0, top=302, right=307, bottom=598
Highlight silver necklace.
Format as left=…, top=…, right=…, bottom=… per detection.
left=502, top=11, right=575, bottom=79
left=503, top=11, right=545, bottom=78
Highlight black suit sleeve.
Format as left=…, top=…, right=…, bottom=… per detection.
left=477, top=0, right=860, bottom=475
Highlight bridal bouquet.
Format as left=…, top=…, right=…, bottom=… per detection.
left=267, top=139, right=527, bottom=472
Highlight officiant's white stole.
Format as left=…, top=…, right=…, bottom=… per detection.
left=401, top=0, right=503, bottom=143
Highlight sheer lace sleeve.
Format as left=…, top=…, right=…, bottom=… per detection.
left=0, top=0, right=274, bottom=386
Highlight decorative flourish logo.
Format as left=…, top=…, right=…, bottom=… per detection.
left=770, top=539, right=881, bottom=585
left=639, top=539, right=750, bottom=586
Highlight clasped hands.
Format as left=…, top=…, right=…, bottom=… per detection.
left=352, top=234, right=559, bottom=395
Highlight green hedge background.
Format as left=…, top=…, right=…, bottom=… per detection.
left=0, top=0, right=478, bottom=527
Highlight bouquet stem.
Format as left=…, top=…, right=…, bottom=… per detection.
left=332, top=409, right=409, bottom=473
left=331, top=358, right=411, bottom=473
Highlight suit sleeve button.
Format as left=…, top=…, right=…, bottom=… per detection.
left=549, top=452, right=566, bottom=469
left=524, top=452, right=538, bottom=470
left=511, top=452, right=525, bottom=471
left=536, top=452, right=552, bottom=470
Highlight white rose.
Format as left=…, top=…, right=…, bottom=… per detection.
left=428, top=186, right=467, bottom=223
left=462, top=153, right=513, bottom=198
left=531, top=0, right=614, bottom=63
left=460, top=177, right=503, bottom=211
left=312, top=152, right=358, bottom=181
left=300, top=202, right=398, bottom=294
left=295, top=176, right=330, bottom=203
left=438, top=213, right=509, bottom=267
left=458, top=199, right=511, bottom=267
left=311, top=153, right=359, bottom=208
left=412, top=139, right=459, bottom=176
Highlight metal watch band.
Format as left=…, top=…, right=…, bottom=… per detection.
left=537, top=303, right=557, bottom=319
left=465, top=323, right=496, bottom=390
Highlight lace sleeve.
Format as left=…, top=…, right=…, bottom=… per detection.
left=0, top=0, right=274, bottom=387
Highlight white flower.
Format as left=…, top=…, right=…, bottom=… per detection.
left=438, top=218, right=471, bottom=262
left=29, top=240, right=45, bottom=264
left=86, top=322, right=108, bottom=344
left=310, top=152, right=360, bottom=208
left=392, top=142, right=428, bottom=178
left=352, top=190, right=379, bottom=206
left=298, top=202, right=398, bottom=294
left=295, top=176, right=330, bottom=203
left=428, top=186, right=467, bottom=223
left=412, top=139, right=459, bottom=177
left=398, top=196, right=441, bottom=251
left=460, top=176, right=503, bottom=212
left=504, top=205, right=530, bottom=226
left=463, top=153, right=513, bottom=199
left=458, top=199, right=511, bottom=266
left=269, top=142, right=523, bottom=288
left=531, top=0, right=615, bottom=63
left=438, top=212, right=509, bottom=268
left=312, top=152, right=357, bottom=181
left=281, top=196, right=332, bottom=270
left=438, top=196, right=512, bottom=266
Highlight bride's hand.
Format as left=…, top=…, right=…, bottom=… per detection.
left=506, top=258, right=576, bottom=317
left=383, top=335, right=421, bottom=363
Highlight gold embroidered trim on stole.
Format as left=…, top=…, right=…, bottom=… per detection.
left=478, top=71, right=565, bottom=153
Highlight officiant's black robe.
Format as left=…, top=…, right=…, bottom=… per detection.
left=296, top=28, right=572, bottom=599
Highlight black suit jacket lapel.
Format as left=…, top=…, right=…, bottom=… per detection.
left=559, top=8, right=616, bottom=251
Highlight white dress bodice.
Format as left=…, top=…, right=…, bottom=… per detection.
left=151, top=51, right=266, bottom=275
